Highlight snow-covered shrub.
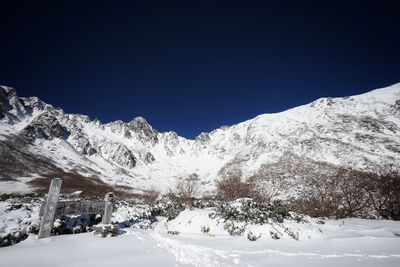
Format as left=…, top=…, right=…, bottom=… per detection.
left=201, top=225, right=210, bottom=234
left=247, top=231, right=261, bottom=241
left=223, top=221, right=246, bottom=236
left=0, top=197, right=41, bottom=247
left=96, top=225, right=118, bottom=238
left=270, top=230, right=280, bottom=240
left=192, top=196, right=221, bottom=209
left=0, top=230, right=28, bottom=247
left=282, top=226, right=299, bottom=241
left=112, top=201, right=155, bottom=228
left=210, top=198, right=291, bottom=224
left=131, top=220, right=152, bottom=230
left=52, top=214, right=101, bottom=235
left=153, top=198, right=186, bottom=221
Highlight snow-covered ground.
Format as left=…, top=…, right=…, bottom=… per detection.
left=1, top=208, right=400, bottom=267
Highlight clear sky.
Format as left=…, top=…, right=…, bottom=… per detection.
left=1, top=1, right=399, bottom=139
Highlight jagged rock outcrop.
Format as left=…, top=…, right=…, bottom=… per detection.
left=20, top=111, right=69, bottom=141
left=128, top=117, right=158, bottom=144
left=0, top=86, right=28, bottom=122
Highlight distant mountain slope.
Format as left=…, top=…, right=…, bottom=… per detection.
left=0, top=83, right=399, bottom=196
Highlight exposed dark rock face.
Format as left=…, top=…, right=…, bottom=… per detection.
left=97, top=142, right=136, bottom=169
left=196, top=132, right=210, bottom=143
left=0, top=86, right=27, bottom=122
left=128, top=117, right=158, bottom=144
left=20, top=111, right=70, bottom=141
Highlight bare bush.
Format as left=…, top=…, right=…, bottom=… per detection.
left=216, top=175, right=258, bottom=200
left=298, top=173, right=342, bottom=217
left=363, top=167, right=400, bottom=220
left=142, top=188, right=160, bottom=205
left=292, top=166, right=400, bottom=220
left=170, top=173, right=200, bottom=207
left=337, top=168, right=370, bottom=217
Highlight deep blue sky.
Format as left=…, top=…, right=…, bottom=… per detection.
left=1, top=1, right=399, bottom=139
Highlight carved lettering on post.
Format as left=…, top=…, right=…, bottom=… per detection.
left=38, top=178, right=62, bottom=239
left=39, top=201, right=107, bottom=217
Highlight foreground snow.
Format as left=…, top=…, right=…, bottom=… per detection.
left=1, top=209, right=400, bottom=267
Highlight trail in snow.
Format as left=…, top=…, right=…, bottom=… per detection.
left=150, top=219, right=230, bottom=267
left=148, top=217, right=400, bottom=267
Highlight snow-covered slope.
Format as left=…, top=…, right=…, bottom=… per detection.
left=0, top=83, right=399, bottom=195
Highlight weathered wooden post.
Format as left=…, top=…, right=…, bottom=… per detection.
left=101, top=192, right=115, bottom=224
left=95, top=192, right=117, bottom=237
left=38, top=178, right=62, bottom=239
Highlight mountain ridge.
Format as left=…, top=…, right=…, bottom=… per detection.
left=0, top=83, right=399, bottom=196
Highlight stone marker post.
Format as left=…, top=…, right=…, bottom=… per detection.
left=38, top=178, right=62, bottom=239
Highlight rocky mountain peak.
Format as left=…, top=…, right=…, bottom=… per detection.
left=0, top=85, right=16, bottom=94
left=128, top=116, right=158, bottom=144
left=196, top=132, right=210, bottom=143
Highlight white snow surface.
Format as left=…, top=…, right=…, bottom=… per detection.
left=0, top=208, right=400, bottom=267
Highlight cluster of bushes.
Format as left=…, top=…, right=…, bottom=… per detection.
left=152, top=199, right=186, bottom=220
left=113, top=201, right=155, bottom=229
left=210, top=198, right=291, bottom=224
left=52, top=214, right=101, bottom=235
left=0, top=198, right=41, bottom=247
left=292, top=167, right=400, bottom=220
left=0, top=228, right=33, bottom=247
left=162, top=167, right=400, bottom=221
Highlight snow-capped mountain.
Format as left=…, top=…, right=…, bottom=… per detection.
left=0, top=83, right=399, bottom=196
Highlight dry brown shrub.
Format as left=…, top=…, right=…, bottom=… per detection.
left=169, top=174, right=200, bottom=207
left=216, top=175, right=259, bottom=200
left=363, top=166, right=400, bottom=220
left=142, top=188, right=160, bottom=205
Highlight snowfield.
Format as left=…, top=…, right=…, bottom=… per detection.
left=1, top=208, right=400, bottom=267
